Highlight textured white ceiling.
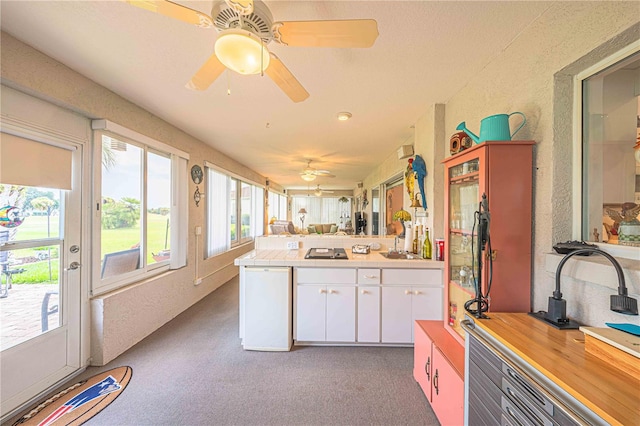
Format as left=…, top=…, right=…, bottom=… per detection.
left=0, top=1, right=551, bottom=190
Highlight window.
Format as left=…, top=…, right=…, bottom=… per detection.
left=580, top=49, right=640, bottom=255
left=290, top=196, right=350, bottom=229
left=92, top=120, right=189, bottom=294
left=206, top=164, right=264, bottom=257
left=268, top=191, right=287, bottom=221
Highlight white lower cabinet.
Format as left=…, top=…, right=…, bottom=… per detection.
left=381, top=286, right=443, bottom=343
left=381, top=269, right=443, bottom=344
left=295, top=268, right=357, bottom=342
left=357, top=286, right=380, bottom=343
left=296, top=285, right=356, bottom=342
left=295, top=267, right=442, bottom=345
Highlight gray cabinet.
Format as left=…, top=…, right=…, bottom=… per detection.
left=465, top=327, right=580, bottom=426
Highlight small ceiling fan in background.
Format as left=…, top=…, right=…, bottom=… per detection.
left=123, top=0, right=379, bottom=102
left=300, top=160, right=335, bottom=182
left=313, top=184, right=334, bottom=197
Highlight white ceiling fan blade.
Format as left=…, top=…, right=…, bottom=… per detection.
left=272, top=19, right=379, bottom=48
left=123, top=1, right=214, bottom=28
left=265, top=53, right=310, bottom=103
left=185, top=53, right=227, bottom=91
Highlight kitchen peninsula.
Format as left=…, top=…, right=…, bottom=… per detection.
left=234, top=236, right=445, bottom=350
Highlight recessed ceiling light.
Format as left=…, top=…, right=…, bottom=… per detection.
left=337, top=112, right=352, bottom=121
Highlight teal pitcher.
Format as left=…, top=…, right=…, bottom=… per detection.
left=456, top=112, right=526, bottom=144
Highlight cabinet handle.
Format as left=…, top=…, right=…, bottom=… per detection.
left=364, top=274, right=378, bottom=279
left=433, top=369, right=439, bottom=395
left=506, top=368, right=545, bottom=406
left=505, top=385, right=544, bottom=426
left=405, top=290, right=412, bottom=295
left=505, top=405, right=525, bottom=426
left=414, top=290, right=421, bottom=295
left=425, top=356, right=431, bottom=381
left=319, top=289, right=326, bottom=294
left=361, top=290, right=368, bottom=295
left=329, top=289, right=336, bottom=294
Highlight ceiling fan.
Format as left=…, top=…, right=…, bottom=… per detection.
left=123, top=0, right=379, bottom=102
left=313, top=184, right=334, bottom=197
left=300, top=160, right=335, bottom=182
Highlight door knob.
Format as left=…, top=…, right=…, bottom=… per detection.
left=65, top=261, right=81, bottom=271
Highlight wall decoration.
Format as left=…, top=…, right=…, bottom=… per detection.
left=194, top=186, right=201, bottom=207
left=190, top=164, right=203, bottom=184
left=0, top=205, right=24, bottom=228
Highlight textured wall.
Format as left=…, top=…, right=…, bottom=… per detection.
left=1, top=32, right=261, bottom=365
left=444, top=2, right=639, bottom=324
left=364, top=2, right=639, bottom=326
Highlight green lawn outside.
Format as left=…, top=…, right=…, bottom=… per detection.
left=7, top=213, right=170, bottom=284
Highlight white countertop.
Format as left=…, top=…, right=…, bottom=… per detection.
left=234, top=249, right=445, bottom=269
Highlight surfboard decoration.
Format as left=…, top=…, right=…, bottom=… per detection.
left=12, top=366, right=132, bottom=426
left=0, top=205, right=24, bottom=228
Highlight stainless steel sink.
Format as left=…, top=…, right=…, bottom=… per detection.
left=380, top=252, right=420, bottom=260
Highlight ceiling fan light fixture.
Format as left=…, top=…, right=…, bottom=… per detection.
left=214, top=29, right=270, bottom=75
left=337, top=112, right=352, bottom=121
left=301, top=173, right=316, bottom=182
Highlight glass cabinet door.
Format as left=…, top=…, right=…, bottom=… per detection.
left=447, top=158, right=479, bottom=338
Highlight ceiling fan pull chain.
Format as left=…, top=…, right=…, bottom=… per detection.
left=227, top=69, right=231, bottom=96
left=260, top=42, right=264, bottom=77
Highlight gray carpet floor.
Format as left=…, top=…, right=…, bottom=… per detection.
left=15, top=276, right=440, bottom=426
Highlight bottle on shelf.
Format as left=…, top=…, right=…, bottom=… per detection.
left=423, top=227, right=432, bottom=259
left=412, top=226, right=419, bottom=254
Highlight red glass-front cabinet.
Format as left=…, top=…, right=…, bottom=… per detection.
left=443, top=140, right=534, bottom=342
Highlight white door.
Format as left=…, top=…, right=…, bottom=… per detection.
left=381, top=286, right=413, bottom=343
left=0, top=138, right=83, bottom=416
left=357, top=286, right=380, bottom=343
left=326, top=286, right=355, bottom=342
left=296, top=285, right=326, bottom=341
left=412, top=286, right=444, bottom=322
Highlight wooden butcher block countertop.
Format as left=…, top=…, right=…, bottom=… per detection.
left=472, top=313, right=639, bottom=426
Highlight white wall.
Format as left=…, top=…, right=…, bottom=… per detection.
left=364, top=2, right=640, bottom=327
left=1, top=32, right=268, bottom=365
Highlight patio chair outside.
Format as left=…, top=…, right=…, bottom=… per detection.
left=101, top=248, right=140, bottom=279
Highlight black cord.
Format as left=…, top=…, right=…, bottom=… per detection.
left=464, top=202, right=492, bottom=318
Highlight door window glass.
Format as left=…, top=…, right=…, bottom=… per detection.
left=0, top=184, right=62, bottom=350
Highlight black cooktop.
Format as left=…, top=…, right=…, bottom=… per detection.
left=304, top=248, right=348, bottom=260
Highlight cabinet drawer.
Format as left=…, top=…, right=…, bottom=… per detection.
left=381, top=268, right=441, bottom=285
left=468, top=359, right=502, bottom=423
left=296, top=268, right=356, bottom=284
left=358, top=268, right=381, bottom=284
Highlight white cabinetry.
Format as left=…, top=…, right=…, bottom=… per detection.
left=295, top=268, right=356, bottom=342
left=357, top=269, right=381, bottom=343
left=381, top=269, right=443, bottom=343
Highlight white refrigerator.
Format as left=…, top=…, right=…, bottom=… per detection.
left=242, top=267, right=292, bottom=351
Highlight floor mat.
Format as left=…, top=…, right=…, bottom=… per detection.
left=12, top=366, right=132, bottom=426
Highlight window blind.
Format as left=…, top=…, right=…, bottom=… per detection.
left=0, top=132, right=73, bottom=190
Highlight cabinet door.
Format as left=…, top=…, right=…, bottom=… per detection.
left=326, top=286, right=356, bottom=342
left=358, top=286, right=380, bottom=343
left=412, top=286, right=444, bottom=323
left=431, top=347, right=464, bottom=426
left=413, top=324, right=433, bottom=401
left=296, top=285, right=326, bottom=341
left=381, top=286, right=413, bottom=343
